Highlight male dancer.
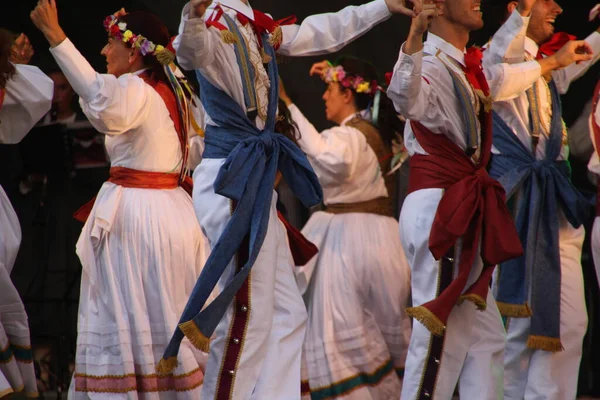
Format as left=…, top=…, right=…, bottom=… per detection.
left=387, top=0, right=591, bottom=398
left=484, top=0, right=600, bottom=398
left=159, top=0, right=426, bottom=398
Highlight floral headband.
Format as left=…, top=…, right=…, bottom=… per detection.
left=323, top=62, right=380, bottom=96
left=103, top=15, right=173, bottom=64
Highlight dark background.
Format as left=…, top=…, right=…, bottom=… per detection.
left=2, top=0, right=600, bottom=396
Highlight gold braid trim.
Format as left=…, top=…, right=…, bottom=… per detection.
left=269, top=26, right=283, bottom=48
left=406, top=306, right=445, bottom=337
left=527, top=335, right=564, bottom=352
left=260, top=47, right=272, bottom=63
left=220, top=30, right=239, bottom=44
left=497, top=301, right=533, bottom=318
left=458, top=294, right=487, bottom=311
left=155, top=357, right=178, bottom=376
left=179, top=320, right=211, bottom=352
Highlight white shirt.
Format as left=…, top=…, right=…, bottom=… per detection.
left=388, top=32, right=541, bottom=156
left=0, top=64, right=53, bottom=144
left=484, top=10, right=600, bottom=161
left=288, top=105, right=388, bottom=205
left=174, top=0, right=392, bottom=130
left=50, top=38, right=182, bottom=173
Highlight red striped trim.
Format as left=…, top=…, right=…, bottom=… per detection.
left=301, top=380, right=311, bottom=396
left=74, top=368, right=204, bottom=393
left=215, top=225, right=251, bottom=400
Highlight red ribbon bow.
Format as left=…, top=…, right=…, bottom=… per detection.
left=537, top=32, right=576, bottom=59
left=462, top=47, right=491, bottom=98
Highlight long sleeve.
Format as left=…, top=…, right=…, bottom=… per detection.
left=484, top=59, right=540, bottom=101
left=387, top=46, right=448, bottom=124
left=589, top=100, right=600, bottom=175
left=173, top=3, right=221, bottom=71
left=553, top=31, right=600, bottom=94
left=289, top=104, right=361, bottom=183
left=277, top=0, right=392, bottom=57
left=484, top=10, right=530, bottom=66
left=50, top=38, right=152, bottom=136
left=0, top=64, right=53, bottom=144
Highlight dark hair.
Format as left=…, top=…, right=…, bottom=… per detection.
left=275, top=99, right=301, bottom=145
left=0, top=29, right=16, bottom=89
left=335, top=56, right=402, bottom=148
left=117, top=11, right=170, bottom=83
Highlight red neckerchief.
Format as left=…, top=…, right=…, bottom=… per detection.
left=537, top=32, right=576, bottom=59
left=463, top=47, right=491, bottom=98
left=206, top=5, right=296, bottom=49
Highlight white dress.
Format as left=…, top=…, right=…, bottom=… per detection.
left=49, top=39, right=208, bottom=399
left=0, top=64, right=53, bottom=398
left=289, top=106, right=412, bottom=399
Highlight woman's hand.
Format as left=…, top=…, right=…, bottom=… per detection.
left=309, top=60, right=331, bottom=79
left=30, top=0, right=67, bottom=48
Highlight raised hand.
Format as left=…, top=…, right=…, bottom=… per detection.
left=552, top=40, right=593, bottom=68
left=384, top=0, right=444, bottom=18
left=191, top=0, right=213, bottom=18
left=30, top=0, right=66, bottom=48
left=309, top=60, right=331, bottom=79
left=113, top=8, right=127, bottom=18
left=517, top=0, right=536, bottom=17
left=10, top=34, right=34, bottom=65
left=403, top=2, right=441, bottom=55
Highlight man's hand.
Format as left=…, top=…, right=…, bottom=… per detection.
left=384, top=0, right=444, bottom=18
left=517, top=0, right=535, bottom=17
left=191, top=0, right=213, bottom=18
left=403, top=2, right=440, bottom=55
left=538, top=40, right=594, bottom=75
left=30, top=0, right=66, bottom=48
left=10, top=34, right=34, bottom=65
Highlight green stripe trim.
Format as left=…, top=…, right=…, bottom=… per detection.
left=0, top=344, right=13, bottom=363
left=0, top=344, right=33, bottom=363
left=310, top=360, right=395, bottom=400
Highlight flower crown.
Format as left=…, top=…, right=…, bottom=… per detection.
left=103, top=15, right=173, bottom=64
left=323, top=63, right=379, bottom=96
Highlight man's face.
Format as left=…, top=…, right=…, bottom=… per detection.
left=442, top=0, right=484, bottom=32
left=527, top=0, right=563, bottom=45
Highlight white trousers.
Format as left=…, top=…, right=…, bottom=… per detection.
left=399, top=189, right=505, bottom=400
left=502, top=216, right=587, bottom=400
left=193, top=159, right=307, bottom=400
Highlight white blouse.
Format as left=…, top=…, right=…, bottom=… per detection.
left=0, top=64, right=53, bottom=144
left=289, top=105, right=388, bottom=205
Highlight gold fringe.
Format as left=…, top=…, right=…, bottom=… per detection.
left=458, top=294, right=487, bottom=311
left=527, top=335, right=564, bottom=352
left=179, top=320, right=211, bottom=352
left=406, top=306, right=445, bottom=337
left=269, top=26, right=283, bottom=48
left=220, top=30, right=239, bottom=44
left=155, top=357, right=178, bottom=376
left=260, top=47, right=272, bottom=63
left=497, top=301, right=533, bottom=318
left=156, top=48, right=175, bottom=66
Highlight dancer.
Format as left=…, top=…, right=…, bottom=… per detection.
left=387, top=1, right=592, bottom=398
left=483, top=1, right=600, bottom=398
left=280, top=57, right=411, bottom=399
left=159, top=0, right=426, bottom=398
left=0, top=29, right=53, bottom=399
left=31, top=1, right=208, bottom=397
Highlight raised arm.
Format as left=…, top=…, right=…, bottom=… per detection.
left=31, top=0, right=152, bottom=135
left=172, top=1, right=221, bottom=71
left=553, top=29, right=600, bottom=94
left=483, top=7, right=531, bottom=67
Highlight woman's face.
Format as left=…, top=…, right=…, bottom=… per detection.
left=322, top=82, right=349, bottom=123
left=101, top=36, right=132, bottom=77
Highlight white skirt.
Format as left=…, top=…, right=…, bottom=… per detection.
left=70, top=183, right=209, bottom=399
left=297, top=211, right=412, bottom=400
left=0, top=185, right=38, bottom=398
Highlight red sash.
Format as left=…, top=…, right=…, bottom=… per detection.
left=406, top=51, right=522, bottom=334
left=276, top=210, right=318, bottom=267
left=592, top=80, right=600, bottom=216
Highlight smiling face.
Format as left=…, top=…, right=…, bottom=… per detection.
left=527, top=0, right=563, bottom=45
left=442, top=0, right=484, bottom=31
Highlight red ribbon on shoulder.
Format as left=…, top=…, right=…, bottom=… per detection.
left=537, top=32, right=576, bottom=59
